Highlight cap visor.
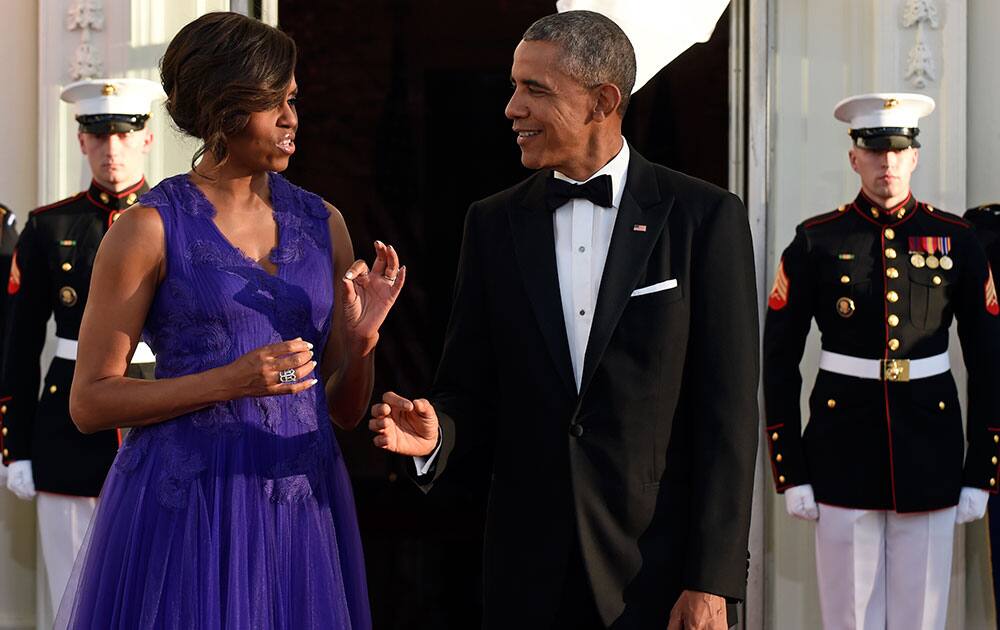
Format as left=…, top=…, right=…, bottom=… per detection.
left=79, top=120, right=146, bottom=134
left=856, top=135, right=919, bottom=150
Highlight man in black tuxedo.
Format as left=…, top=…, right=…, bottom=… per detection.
left=370, top=11, right=759, bottom=629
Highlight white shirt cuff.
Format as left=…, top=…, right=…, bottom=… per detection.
left=412, top=427, right=443, bottom=477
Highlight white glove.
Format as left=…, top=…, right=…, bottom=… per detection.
left=955, top=487, right=989, bottom=524
left=5, top=460, right=36, bottom=500
left=785, top=484, right=819, bottom=521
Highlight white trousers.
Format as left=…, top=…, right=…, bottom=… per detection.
left=36, top=492, right=97, bottom=613
left=815, top=503, right=956, bottom=630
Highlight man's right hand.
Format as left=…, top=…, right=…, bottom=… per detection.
left=5, top=460, right=36, bottom=500
left=369, top=391, right=439, bottom=456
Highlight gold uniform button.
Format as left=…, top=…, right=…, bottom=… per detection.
left=48, top=385, right=57, bottom=394
left=0, top=404, right=6, bottom=414
left=888, top=314, right=900, bottom=327
left=938, top=401, right=946, bottom=410
left=840, top=275, right=851, bottom=284
left=993, top=456, right=998, bottom=465
left=932, top=275, right=942, bottom=286
left=61, top=262, right=72, bottom=272
left=2, top=448, right=7, bottom=457
left=886, top=267, right=899, bottom=279
left=991, top=478, right=997, bottom=487
left=871, top=208, right=879, bottom=218
left=888, top=338, right=900, bottom=351
left=885, top=248, right=897, bottom=259
left=779, top=475, right=786, bottom=484
left=776, top=454, right=783, bottom=462
left=884, top=228, right=895, bottom=240
left=771, top=432, right=779, bottom=442
left=126, top=193, right=138, bottom=205
left=887, top=290, right=899, bottom=303
left=112, top=213, right=122, bottom=222
left=995, top=435, right=999, bottom=444
left=1, top=427, right=7, bottom=436
left=827, top=399, right=837, bottom=409
left=99, top=192, right=110, bottom=204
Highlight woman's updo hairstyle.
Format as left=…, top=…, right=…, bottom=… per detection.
left=160, top=12, right=296, bottom=172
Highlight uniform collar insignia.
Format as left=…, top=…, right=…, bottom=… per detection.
left=853, top=190, right=917, bottom=225
left=87, top=178, right=149, bottom=212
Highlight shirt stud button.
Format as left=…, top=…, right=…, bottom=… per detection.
left=570, top=424, right=584, bottom=437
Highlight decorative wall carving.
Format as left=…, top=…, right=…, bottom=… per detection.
left=66, top=0, right=105, bottom=80
left=902, top=0, right=940, bottom=89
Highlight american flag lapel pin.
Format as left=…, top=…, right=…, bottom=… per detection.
left=632, top=224, right=647, bottom=232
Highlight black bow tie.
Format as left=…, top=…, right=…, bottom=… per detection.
left=545, top=174, right=613, bottom=211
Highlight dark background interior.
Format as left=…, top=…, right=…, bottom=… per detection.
left=278, top=2, right=730, bottom=627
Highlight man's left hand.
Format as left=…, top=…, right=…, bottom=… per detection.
left=666, top=590, right=728, bottom=630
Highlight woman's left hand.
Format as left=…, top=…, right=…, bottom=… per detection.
left=342, top=240, right=406, bottom=356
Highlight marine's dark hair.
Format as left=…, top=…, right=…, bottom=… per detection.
left=523, top=11, right=636, bottom=115
left=159, top=12, right=296, bottom=172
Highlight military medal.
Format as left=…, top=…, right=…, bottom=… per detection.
left=59, top=286, right=78, bottom=306
left=836, top=297, right=855, bottom=318
left=908, top=236, right=951, bottom=271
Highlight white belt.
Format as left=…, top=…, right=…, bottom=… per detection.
left=54, top=337, right=156, bottom=364
left=819, top=350, right=949, bottom=382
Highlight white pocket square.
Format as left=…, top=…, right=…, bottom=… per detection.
left=630, top=278, right=678, bottom=297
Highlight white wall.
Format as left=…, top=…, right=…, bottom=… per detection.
left=967, top=0, right=1000, bottom=207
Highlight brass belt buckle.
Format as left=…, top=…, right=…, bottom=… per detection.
left=882, top=359, right=910, bottom=382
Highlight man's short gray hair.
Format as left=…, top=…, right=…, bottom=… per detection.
left=523, top=11, right=636, bottom=115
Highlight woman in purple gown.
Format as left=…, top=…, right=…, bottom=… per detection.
left=55, top=13, right=397, bottom=629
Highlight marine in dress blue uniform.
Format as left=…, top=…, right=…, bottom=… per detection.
left=765, top=94, right=1000, bottom=630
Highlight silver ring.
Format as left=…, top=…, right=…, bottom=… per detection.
left=278, top=369, right=297, bottom=384
left=384, top=273, right=397, bottom=282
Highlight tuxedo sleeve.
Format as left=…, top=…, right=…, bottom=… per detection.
left=418, top=202, right=499, bottom=487
left=680, top=193, right=760, bottom=600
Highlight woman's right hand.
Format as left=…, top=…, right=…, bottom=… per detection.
left=222, top=338, right=318, bottom=397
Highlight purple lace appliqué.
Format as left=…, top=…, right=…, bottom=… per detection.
left=192, top=401, right=242, bottom=435
left=265, top=437, right=322, bottom=504
left=145, top=278, right=232, bottom=376
left=114, top=426, right=153, bottom=473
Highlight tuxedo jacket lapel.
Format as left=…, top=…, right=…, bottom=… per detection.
left=509, top=172, right=578, bottom=397
left=579, top=149, right=673, bottom=396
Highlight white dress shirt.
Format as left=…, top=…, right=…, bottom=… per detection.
left=415, top=139, right=631, bottom=474
left=552, top=140, right=629, bottom=389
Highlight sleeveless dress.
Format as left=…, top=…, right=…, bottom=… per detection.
left=56, top=173, right=371, bottom=629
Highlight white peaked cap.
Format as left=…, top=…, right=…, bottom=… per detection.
left=833, top=92, right=936, bottom=130
left=60, top=78, right=167, bottom=117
